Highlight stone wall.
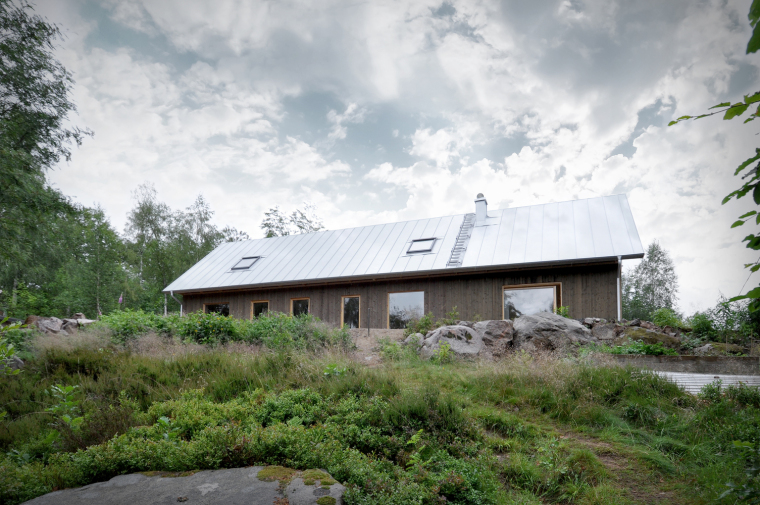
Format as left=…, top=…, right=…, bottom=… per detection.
left=611, top=355, right=760, bottom=375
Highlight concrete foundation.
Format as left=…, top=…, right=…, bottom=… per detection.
left=611, top=355, right=760, bottom=375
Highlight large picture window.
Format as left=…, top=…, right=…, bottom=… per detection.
left=291, top=298, right=310, bottom=317
left=388, top=291, right=424, bottom=329
left=204, top=303, right=230, bottom=316
left=502, top=285, right=558, bottom=320
left=251, top=300, right=269, bottom=318
left=342, top=295, right=360, bottom=328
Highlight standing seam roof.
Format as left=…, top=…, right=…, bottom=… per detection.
left=164, top=195, right=645, bottom=293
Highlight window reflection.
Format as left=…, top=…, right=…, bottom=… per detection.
left=292, top=298, right=309, bottom=317
left=252, top=301, right=268, bottom=318
left=388, top=291, right=424, bottom=329
left=205, top=303, right=230, bottom=316
left=503, top=287, right=556, bottom=320
left=343, top=296, right=360, bottom=328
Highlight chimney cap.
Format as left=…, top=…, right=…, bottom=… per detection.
left=476, top=193, right=484, bottom=198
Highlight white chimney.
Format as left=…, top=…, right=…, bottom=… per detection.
left=475, top=193, right=488, bottom=224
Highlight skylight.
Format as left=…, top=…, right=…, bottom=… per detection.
left=408, top=238, right=436, bottom=254
left=231, top=256, right=260, bottom=270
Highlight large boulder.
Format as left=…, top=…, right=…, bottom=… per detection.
left=420, top=325, right=484, bottom=359
left=34, top=317, right=64, bottom=334
left=61, top=319, right=79, bottom=335
left=472, top=319, right=513, bottom=346
left=512, top=312, right=595, bottom=352
left=591, top=322, right=623, bottom=341
left=404, top=332, right=425, bottom=349
left=613, top=327, right=681, bottom=349
left=694, top=342, right=746, bottom=356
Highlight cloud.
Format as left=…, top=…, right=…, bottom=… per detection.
left=35, top=0, right=760, bottom=313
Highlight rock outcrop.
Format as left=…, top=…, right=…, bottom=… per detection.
left=512, top=312, right=595, bottom=352
left=420, top=325, right=484, bottom=359
left=613, top=327, right=681, bottom=349
left=23, top=314, right=96, bottom=336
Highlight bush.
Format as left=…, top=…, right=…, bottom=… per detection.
left=651, top=307, right=682, bottom=328
left=178, top=311, right=236, bottom=345
left=95, top=310, right=178, bottom=343
left=403, top=313, right=436, bottom=337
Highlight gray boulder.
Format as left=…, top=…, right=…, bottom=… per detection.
left=404, top=333, right=425, bottom=349
left=420, top=325, right=483, bottom=359
left=35, top=317, right=64, bottom=334
left=513, top=312, right=595, bottom=352
left=591, top=322, right=623, bottom=341
left=472, top=319, right=513, bottom=345
left=61, top=319, right=79, bottom=335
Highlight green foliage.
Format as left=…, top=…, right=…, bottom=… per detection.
left=179, top=311, right=236, bottom=345
left=94, top=309, right=177, bottom=343
left=46, top=385, right=83, bottom=432
left=403, top=312, right=436, bottom=337
left=431, top=342, right=454, bottom=364
left=650, top=307, right=682, bottom=328
left=553, top=306, right=570, bottom=318
left=686, top=296, right=760, bottom=345
left=609, top=340, right=678, bottom=356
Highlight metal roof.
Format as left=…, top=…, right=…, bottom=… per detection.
left=164, top=194, right=644, bottom=294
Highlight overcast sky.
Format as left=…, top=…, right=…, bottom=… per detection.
left=35, top=0, right=760, bottom=314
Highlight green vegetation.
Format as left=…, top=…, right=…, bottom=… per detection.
left=1, top=321, right=760, bottom=504
left=609, top=341, right=678, bottom=356
left=554, top=306, right=570, bottom=318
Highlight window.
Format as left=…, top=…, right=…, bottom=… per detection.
left=252, top=300, right=269, bottom=318
left=502, top=285, right=559, bottom=320
left=205, top=303, right=230, bottom=316
left=388, top=291, right=424, bottom=329
left=232, top=256, right=259, bottom=270
left=291, top=298, right=310, bottom=317
left=342, top=295, right=360, bottom=328
left=407, top=238, right=436, bottom=254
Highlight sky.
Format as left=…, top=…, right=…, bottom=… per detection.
left=34, top=0, right=760, bottom=314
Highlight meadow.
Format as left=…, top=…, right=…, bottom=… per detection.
left=1, top=312, right=760, bottom=504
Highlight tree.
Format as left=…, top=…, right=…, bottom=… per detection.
left=261, top=202, right=324, bottom=237
left=622, top=241, right=679, bottom=320
left=669, top=0, right=760, bottom=310
left=0, top=0, right=90, bottom=263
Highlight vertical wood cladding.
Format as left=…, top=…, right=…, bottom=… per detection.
left=183, top=263, right=618, bottom=326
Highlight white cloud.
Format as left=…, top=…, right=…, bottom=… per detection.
left=35, top=0, right=760, bottom=313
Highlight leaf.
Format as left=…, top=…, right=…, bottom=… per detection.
left=751, top=264, right=760, bottom=272
left=732, top=220, right=747, bottom=228
left=746, top=117, right=757, bottom=123
left=740, top=286, right=760, bottom=299
left=667, top=120, right=678, bottom=126
left=725, top=103, right=750, bottom=119
left=709, top=102, right=731, bottom=110
left=745, top=92, right=760, bottom=104
left=677, top=115, right=693, bottom=120
left=753, top=184, right=760, bottom=205
left=740, top=211, right=758, bottom=219
left=734, top=150, right=760, bottom=175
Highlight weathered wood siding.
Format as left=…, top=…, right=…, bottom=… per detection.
left=181, top=263, right=618, bottom=325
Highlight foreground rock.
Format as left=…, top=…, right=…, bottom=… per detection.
left=23, top=466, right=345, bottom=505
left=513, top=312, right=595, bottom=352
left=420, top=325, right=483, bottom=359
left=693, top=342, right=746, bottom=356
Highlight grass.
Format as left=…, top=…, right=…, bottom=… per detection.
left=1, top=327, right=759, bottom=504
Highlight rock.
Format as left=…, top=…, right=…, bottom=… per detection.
left=583, top=318, right=595, bottom=328
left=472, top=319, right=513, bottom=345
left=512, top=312, right=595, bottom=352
left=404, top=333, right=424, bottom=348
left=2, top=356, right=24, bottom=372
left=34, top=317, right=64, bottom=334
left=491, top=338, right=512, bottom=358
left=591, top=323, right=617, bottom=341
left=420, top=325, right=484, bottom=359
left=694, top=342, right=746, bottom=356
left=72, top=312, right=86, bottom=320
left=61, top=319, right=78, bottom=335
left=640, top=321, right=656, bottom=330
left=613, top=327, right=681, bottom=349
left=23, top=315, right=40, bottom=327
left=286, top=472, right=346, bottom=505
left=456, top=320, right=475, bottom=328
left=629, top=319, right=641, bottom=327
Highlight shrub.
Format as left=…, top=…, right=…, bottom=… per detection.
left=651, top=307, right=681, bottom=328
left=95, top=309, right=177, bottom=342
left=554, top=306, right=570, bottom=318
left=403, top=312, right=436, bottom=337
left=178, top=311, right=236, bottom=345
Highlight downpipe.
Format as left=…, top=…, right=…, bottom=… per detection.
left=170, top=291, right=183, bottom=316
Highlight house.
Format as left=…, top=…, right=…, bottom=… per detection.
left=163, top=194, right=644, bottom=327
